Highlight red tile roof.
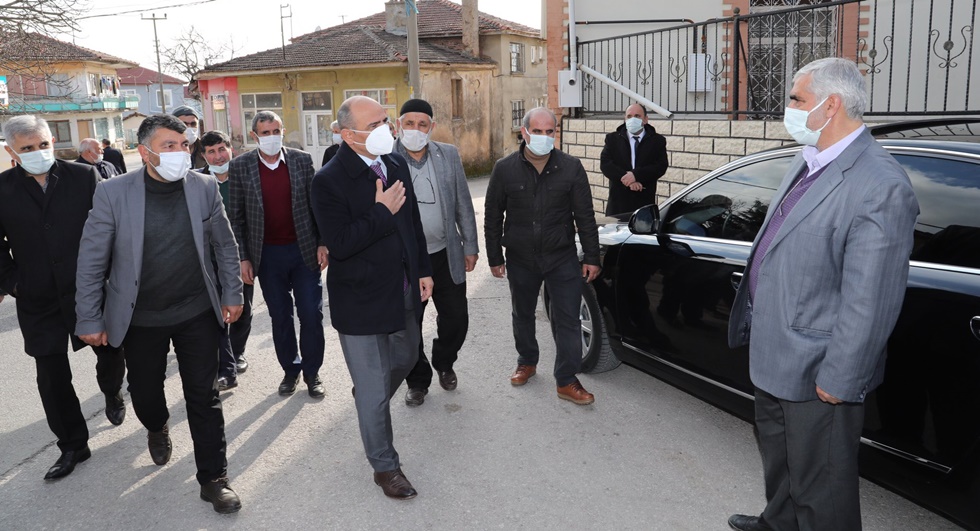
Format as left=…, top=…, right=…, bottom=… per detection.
left=199, top=0, right=537, bottom=75
left=118, top=67, right=185, bottom=86
left=0, top=31, right=137, bottom=67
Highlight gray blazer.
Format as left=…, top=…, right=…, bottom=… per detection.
left=728, top=130, right=919, bottom=403
left=75, top=168, right=243, bottom=347
left=399, top=141, right=479, bottom=285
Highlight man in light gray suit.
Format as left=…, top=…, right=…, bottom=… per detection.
left=394, top=99, right=479, bottom=406
left=75, top=114, right=245, bottom=514
left=726, top=58, right=919, bottom=531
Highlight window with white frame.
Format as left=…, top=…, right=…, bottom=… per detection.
left=156, top=89, right=173, bottom=109
left=344, top=88, right=397, bottom=119
left=241, top=93, right=284, bottom=142
left=510, top=43, right=525, bottom=74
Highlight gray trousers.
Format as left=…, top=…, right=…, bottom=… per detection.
left=755, top=388, right=864, bottom=531
left=338, top=300, right=419, bottom=473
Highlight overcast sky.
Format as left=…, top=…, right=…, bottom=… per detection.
left=67, top=0, right=543, bottom=79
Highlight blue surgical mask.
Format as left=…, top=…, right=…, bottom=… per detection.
left=625, top=117, right=644, bottom=135
left=209, top=161, right=230, bottom=174
left=783, top=97, right=830, bottom=146
left=526, top=134, right=554, bottom=156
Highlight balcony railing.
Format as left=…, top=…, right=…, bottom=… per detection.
left=1, top=95, right=139, bottom=114
left=576, top=0, right=978, bottom=118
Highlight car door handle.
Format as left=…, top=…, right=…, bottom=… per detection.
left=971, top=316, right=980, bottom=341
left=730, top=272, right=743, bottom=291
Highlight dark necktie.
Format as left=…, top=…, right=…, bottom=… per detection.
left=632, top=136, right=640, bottom=169
left=370, top=160, right=409, bottom=293
left=747, top=164, right=828, bottom=300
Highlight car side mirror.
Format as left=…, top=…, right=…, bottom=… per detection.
left=628, top=205, right=660, bottom=235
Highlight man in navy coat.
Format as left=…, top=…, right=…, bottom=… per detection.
left=311, top=95, right=432, bottom=500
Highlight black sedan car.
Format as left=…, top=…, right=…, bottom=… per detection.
left=566, top=119, right=980, bottom=529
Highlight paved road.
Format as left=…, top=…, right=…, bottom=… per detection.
left=0, top=175, right=960, bottom=530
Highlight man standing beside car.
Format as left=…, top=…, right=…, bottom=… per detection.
left=727, top=58, right=919, bottom=531
left=485, top=107, right=601, bottom=405
left=599, top=103, right=668, bottom=215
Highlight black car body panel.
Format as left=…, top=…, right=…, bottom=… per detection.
left=585, top=125, right=980, bottom=528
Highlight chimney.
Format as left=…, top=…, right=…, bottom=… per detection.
left=385, top=0, right=407, bottom=36
left=462, top=0, right=479, bottom=57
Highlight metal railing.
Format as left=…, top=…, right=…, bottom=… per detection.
left=576, top=0, right=978, bottom=118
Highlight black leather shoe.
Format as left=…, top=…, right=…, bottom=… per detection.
left=278, top=374, right=300, bottom=396
left=373, top=467, right=417, bottom=500
left=235, top=356, right=248, bottom=374
left=437, top=369, right=457, bottom=391
left=217, top=376, right=238, bottom=392
left=405, top=387, right=427, bottom=407
left=44, top=446, right=91, bottom=480
left=105, top=392, right=126, bottom=426
left=305, top=374, right=325, bottom=398
left=147, top=425, right=172, bottom=466
left=200, top=477, right=242, bottom=514
left=728, top=514, right=772, bottom=531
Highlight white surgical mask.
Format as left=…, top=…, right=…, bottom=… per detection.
left=185, top=127, right=199, bottom=144
left=783, top=97, right=830, bottom=146
left=95, top=154, right=105, bottom=164
left=351, top=125, right=394, bottom=156
left=256, top=134, right=283, bottom=156
left=17, top=148, right=56, bottom=175
left=332, top=133, right=342, bottom=145
left=146, top=148, right=191, bottom=182
left=209, top=161, right=230, bottom=174
left=625, top=117, right=644, bottom=135
left=526, top=134, right=555, bottom=156
left=399, top=129, right=430, bottom=152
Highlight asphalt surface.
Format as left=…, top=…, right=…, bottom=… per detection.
left=0, top=171, right=962, bottom=530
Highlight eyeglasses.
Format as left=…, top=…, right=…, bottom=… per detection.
left=413, top=171, right=436, bottom=205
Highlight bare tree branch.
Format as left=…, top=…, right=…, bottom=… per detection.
left=160, top=26, right=240, bottom=82
left=0, top=0, right=85, bottom=35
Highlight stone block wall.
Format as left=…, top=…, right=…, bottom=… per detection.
left=561, top=118, right=795, bottom=214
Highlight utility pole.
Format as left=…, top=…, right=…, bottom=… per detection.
left=280, top=4, right=292, bottom=60
left=407, top=0, right=420, bottom=99
left=142, top=13, right=168, bottom=113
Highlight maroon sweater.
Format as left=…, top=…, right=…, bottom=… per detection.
left=259, top=160, right=297, bottom=245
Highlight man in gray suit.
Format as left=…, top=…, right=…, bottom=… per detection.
left=75, top=114, right=245, bottom=514
left=394, top=98, right=479, bottom=406
left=727, top=58, right=919, bottom=531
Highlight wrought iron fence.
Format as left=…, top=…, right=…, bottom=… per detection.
left=576, top=0, right=978, bottom=118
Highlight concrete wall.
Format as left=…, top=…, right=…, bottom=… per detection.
left=561, top=117, right=794, bottom=214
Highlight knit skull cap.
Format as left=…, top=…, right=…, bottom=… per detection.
left=399, top=99, right=433, bottom=118
left=171, top=105, right=201, bottom=119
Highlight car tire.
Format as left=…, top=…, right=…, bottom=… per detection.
left=578, top=284, right=621, bottom=373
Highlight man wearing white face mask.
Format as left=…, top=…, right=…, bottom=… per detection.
left=311, top=95, right=433, bottom=499
left=599, top=103, right=668, bottom=215
left=726, top=58, right=919, bottom=531
left=1, top=115, right=127, bottom=481
left=227, top=110, right=328, bottom=399
left=393, top=98, right=479, bottom=407
left=75, top=137, right=119, bottom=180
left=321, top=120, right=342, bottom=167
left=75, top=114, right=245, bottom=514
left=172, top=105, right=208, bottom=170
left=484, top=107, right=601, bottom=406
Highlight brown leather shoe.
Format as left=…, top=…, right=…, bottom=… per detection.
left=373, top=467, right=418, bottom=500
left=510, top=364, right=536, bottom=386
left=557, top=380, right=595, bottom=405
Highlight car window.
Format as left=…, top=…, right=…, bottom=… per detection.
left=663, top=156, right=792, bottom=242
left=897, top=153, right=980, bottom=269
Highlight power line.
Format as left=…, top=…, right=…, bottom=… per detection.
left=78, top=0, right=216, bottom=20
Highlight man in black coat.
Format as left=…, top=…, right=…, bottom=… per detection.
left=599, top=103, right=669, bottom=215
left=0, top=115, right=126, bottom=481
left=76, top=138, right=118, bottom=180
left=320, top=120, right=341, bottom=167
left=101, top=138, right=127, bottom=174
left=311, top=95, right=432, bottom=500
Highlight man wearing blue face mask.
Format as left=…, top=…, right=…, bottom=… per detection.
left=228, top=110, right=328, bottom=399
left=321, top=120, right=342, bottom=167
left=1, top=115, right=127, bottom=481
left=75, top=114, right=245, bottom=513
left=484, top=107, right=601, bottom=406
left=726, top=58, right=919, bottom=531
left=599, top=103, right=668, bottom=215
